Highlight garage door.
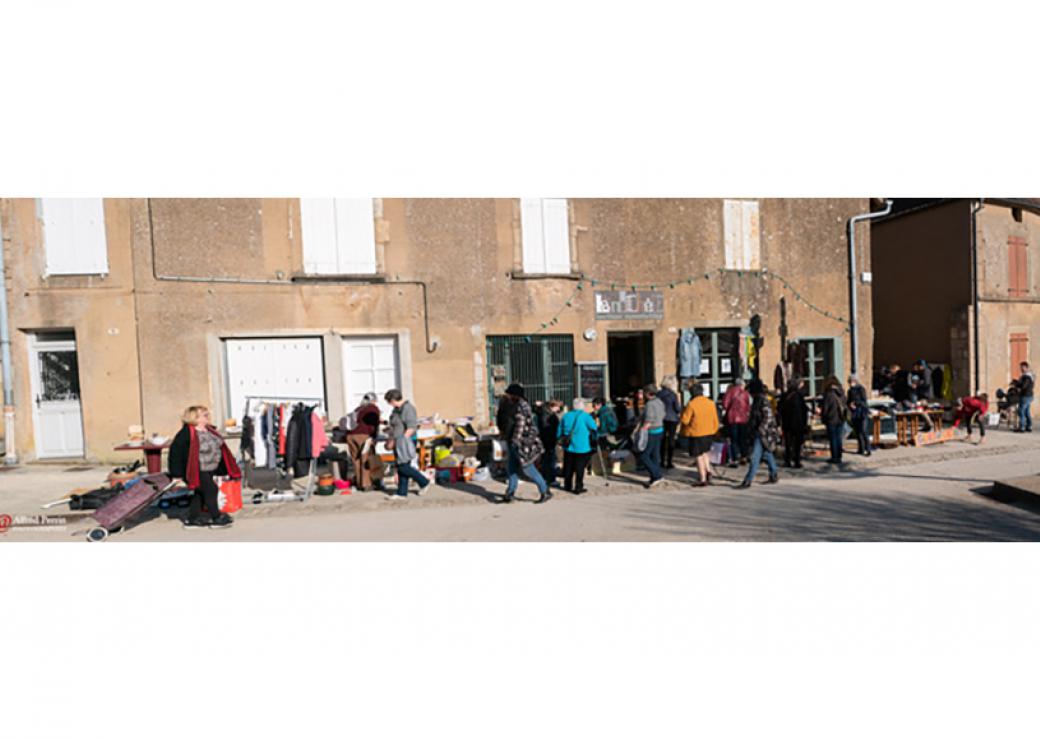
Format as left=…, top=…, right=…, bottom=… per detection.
left=342, top=337, right=400, bottom=416
left=225, top=337, right=327, bottom=419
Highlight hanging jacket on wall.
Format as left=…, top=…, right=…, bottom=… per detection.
left=678, top=329, right=703, bottom=378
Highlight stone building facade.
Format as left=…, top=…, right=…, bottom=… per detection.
left=0, top=198, right=871, bottom=463
left=871, top=198, right=1040, bottom=398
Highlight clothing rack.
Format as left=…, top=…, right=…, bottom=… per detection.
left=240, top=395, right=322, bottom=502
left=242, top=394, right=326, bottom=416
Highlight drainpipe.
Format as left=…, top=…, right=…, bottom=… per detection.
left=846, top=199, right=893, bottom=377
left=970, top=199, right=983, bottom=393
left=0, top=206, right=17, bottom=464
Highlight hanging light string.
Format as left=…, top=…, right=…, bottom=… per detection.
left=527, top=267, right=850, bottom=340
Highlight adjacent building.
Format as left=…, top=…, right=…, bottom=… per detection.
left=0, top=198, right=872, bottom=463
left=871, top=198, right=1040, bottom=398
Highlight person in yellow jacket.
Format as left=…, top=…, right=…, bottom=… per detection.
left=679, top=383, right=720, bottom=486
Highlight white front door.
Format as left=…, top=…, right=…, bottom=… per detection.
left=342, top=337, right=400, bottom=417
left=29, top=334, right=85, bottom=459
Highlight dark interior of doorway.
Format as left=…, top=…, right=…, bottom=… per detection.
left=608, top=331, right=654, bottom=399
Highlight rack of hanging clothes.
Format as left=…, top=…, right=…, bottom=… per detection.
left=239, top=395, right=328, bottom=502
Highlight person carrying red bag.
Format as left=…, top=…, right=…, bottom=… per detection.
left=168, top=405, right=242, bottom=529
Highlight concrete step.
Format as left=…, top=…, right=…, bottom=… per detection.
left=991, top=474, right=1040, bottom=504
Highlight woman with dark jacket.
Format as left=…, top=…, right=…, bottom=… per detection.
left=536, top=399, right=563, bottom=487
left=846, top=375, right=872, bottom=456
left=168, top=405, right=242, bottom=529
left=821, top=376, right=848, bottom=464
left=779, top=377, right=809, bottom=468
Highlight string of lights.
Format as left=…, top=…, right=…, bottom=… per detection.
left=527, top=267, right=850, bottom=340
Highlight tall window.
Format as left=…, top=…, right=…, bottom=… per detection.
left=723, top=199, right=761, bottom=270
left=1010, top=332, right=1029, bottom=371
left=486, top=335, right=575, bottom=416
left=300, top=198, right=377, bottom=275
left=793, top=338, right=837, bottom=397
left=1009, top=236, right=1028, bottom=298
left=520, top=198, right=571, bottom=274
left=693, top=328, right=742, bottom=401
left=39, top=199, right=108, bottom=276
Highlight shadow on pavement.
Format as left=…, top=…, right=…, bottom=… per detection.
left=618, top=483, right=1040, bottom=542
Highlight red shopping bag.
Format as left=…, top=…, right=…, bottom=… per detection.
left=218, top=478, right=243, bottom=514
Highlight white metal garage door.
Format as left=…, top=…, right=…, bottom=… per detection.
left=225, top=337, right=326, bottom=420
left=342, top=337, right=400, bottom=417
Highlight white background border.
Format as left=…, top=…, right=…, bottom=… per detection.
left=3, top=1, right=1040, bottom=738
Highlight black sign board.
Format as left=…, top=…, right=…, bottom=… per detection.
left=576, top=363, right=608, bottom=400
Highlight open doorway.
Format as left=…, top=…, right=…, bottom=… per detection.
left=608, top=331, right=654, bottom=398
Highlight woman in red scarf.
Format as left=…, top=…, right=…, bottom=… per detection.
left=168, top=405, right=242, bottom=529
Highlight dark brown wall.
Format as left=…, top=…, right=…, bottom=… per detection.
left=871, top=200, right=971, bottom=368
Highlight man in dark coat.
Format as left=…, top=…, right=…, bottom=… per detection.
left=821, top=377, right=848, bottom=464
left=779, top=377, right=809, bottom=468
left=846, top=375, right=872, bottom=456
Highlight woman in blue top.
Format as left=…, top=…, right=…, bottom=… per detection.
left=559, top=398, right=599, bottom=494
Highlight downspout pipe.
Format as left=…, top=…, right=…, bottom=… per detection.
left=971, top=199, right=983, bottom=393
left=846, top=199, right=893, bottom=377
left=0, top=206, right=18, bottom=464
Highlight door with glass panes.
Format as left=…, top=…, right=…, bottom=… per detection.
left=792, top=338, right=839, bottom=397
left=28, top=332, right=85, bottom=458
left=693, top=329, right=741, bottom=401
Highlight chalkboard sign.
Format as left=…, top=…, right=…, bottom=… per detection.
left=576, top=363, right=608, bottom=400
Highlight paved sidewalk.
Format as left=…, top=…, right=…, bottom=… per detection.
left=1, top=428, right=1038, bottom=541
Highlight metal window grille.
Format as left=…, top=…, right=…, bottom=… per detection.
left=486, top=335, right=575, bottom=415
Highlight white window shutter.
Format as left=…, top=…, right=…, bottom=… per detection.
left=723, top=199, right=741, bottom=269
left=76, top=199, right=109, bottom=274
left=333, top=198, right=377, bottom=274
left=742, top=200, right=761, bottom=270
left=520, top=198, right=547, bottom=273
left=40, top=198, right=108, bottom=276
left=300, top=198, right=339, bottom=274
left=542, top=198, right=571, bottom=274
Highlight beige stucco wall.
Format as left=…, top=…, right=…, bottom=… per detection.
left=977, top=203, right=1040, bottom=390
left=1, top=197, right=869, bottom=463
left=1, top=199, right=143, bottom=463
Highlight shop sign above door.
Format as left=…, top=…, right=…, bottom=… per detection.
left=594, top=290, right=664, bottom=320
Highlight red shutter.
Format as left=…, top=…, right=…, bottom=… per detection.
left=1009, top=236, right=1028, bottom=297
left=1010, top=333, right=1029, bottom=371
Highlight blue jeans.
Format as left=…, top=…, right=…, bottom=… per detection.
left=506, top=447, right=548, bottom=496
left=639, top=432, right=664, bottom=482
left=1019, top=396, right=1033, bottom=431
left=826, top=423, right=844, bottom=462
left=742, top=437, right=777, bottom=484
left=395, top=461, right=429, bottom=497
